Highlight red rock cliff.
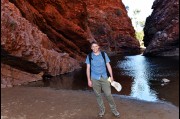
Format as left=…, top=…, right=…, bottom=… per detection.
left=143, top=0, right=179, bottom=56
left=9, top=0, right=140, bottom=55
left=86, top=0, right=140, bottom=54
left=1, top=0, right=140, bottom=87
left=1, top=0, right=81, bottom=87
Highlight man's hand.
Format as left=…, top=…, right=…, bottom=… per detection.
left=88, top=80, right=92, bottom=87
left=108, top=77, right=114, bottom=83
left=110, top=77, right=114, bottom=82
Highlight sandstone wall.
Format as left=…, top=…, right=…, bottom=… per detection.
left=86, top=0, right=140, bottom=54
left=1, top=0, right=140, bottom=87
left=143, top=0, right=179, bottom=56
left=1, top=64, right=43, bottom=88
left=1, top=0, right=80, bottom=87
left=9, top=0, right=140, bottom=55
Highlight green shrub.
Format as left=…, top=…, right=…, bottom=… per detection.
left=135, top=31, right=144, bottom=46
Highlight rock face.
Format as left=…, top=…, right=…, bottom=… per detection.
left=1, top=0, right=81, bottom=87
left=86, top=0, right=140, bottom=54
left=8, top=0, right=91, bottom=59
left=1, top=0, right=140, bottom=87
left=1, top=64, right=43, bottom=88
left=143, top=0, right=179, bottom=56
left=9, top=0, right=140, bottom=54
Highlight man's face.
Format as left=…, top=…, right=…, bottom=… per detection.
left=91, top=43, right=100, bottom=53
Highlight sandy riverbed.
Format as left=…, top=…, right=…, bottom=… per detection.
left=1, top=87, right=179, bottom=119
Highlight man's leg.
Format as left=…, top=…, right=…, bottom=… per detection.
left=101, top=77, right=120, bottom=117
left=91, top=79, right=105, bottom=117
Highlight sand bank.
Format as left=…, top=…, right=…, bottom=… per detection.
left=1, top=87, right=179, bottom=119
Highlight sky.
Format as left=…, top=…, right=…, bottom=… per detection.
left=122, top=0, right=155, bottom=31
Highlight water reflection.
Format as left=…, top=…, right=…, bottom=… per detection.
left=44, top=70, right=89, bottom=90
left=24, top=55, right=179, bottom=106
left=117, top=55, right=158, bottom=101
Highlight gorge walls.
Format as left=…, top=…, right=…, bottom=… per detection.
left=143, top=0, right=179, bottom=56
left=9, top=0, right=140, bottom=55
left=2, top=0, right=179, bottom=88
left=85, top=0, right=140, bottom=54
left=1, top=0, right=140, bottom=87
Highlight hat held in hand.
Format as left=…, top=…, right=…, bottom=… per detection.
left=108, top=77, right=122, bottom=92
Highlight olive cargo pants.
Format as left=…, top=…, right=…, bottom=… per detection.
left=91, top=77, right=117, bottom=112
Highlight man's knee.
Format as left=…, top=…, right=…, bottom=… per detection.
left=93, top=89, right=101, bottom=97
left=104, top=92, right=112, bottom=98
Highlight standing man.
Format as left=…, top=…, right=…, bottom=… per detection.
left=85, top=41, right=120, bottom=117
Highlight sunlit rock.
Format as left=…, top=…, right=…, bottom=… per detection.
left=162, top=78, right=170, bottom=83
left=1, top=0, right=81, bottom=87
left=9, top=0, right=140, bottom=55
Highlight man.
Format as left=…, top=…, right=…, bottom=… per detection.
left=85, top=41, right=120, bottom=117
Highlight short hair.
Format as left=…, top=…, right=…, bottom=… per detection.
left=90, top=41, right=99, bottom=47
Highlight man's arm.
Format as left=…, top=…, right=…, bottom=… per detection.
left=106, top=63, right=114, bottom=81
left=86, top=64, right=92, bottom=87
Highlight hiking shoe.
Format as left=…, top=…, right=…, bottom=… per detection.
left=98, top=109, right=105, bottom=117
left=112, top=110, right=120, bottom=117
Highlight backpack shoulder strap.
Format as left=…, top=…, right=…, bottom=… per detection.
left=88, top=52, right=92, bottom=65
left=88, top=52, right=92, bottom=78
left=101, top=51, right=110, bottom=77
left=101, top=51, right=106, bottom=63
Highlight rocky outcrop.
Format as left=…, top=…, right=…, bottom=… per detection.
left=9, top=0, right=140, bottom=55
left=8, top=0, right=90, bottom=59
left=143, top=0, right=179, bottom=56
left=1, top=64, right=43, bottom=88
left=86, top=0, right=140, bottom=54
left=1, top=0, right=81, bottom=87
left=1, top=0, right=140, bottom=87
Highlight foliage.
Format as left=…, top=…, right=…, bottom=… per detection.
left=133, top=9, right=141, bottom=16
left=135, top=31, right=144, bottom=47
left=125, top=6, right=129, bottom=11
left=139, top=21, right=145, bottom=27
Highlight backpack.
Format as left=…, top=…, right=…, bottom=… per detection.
left=88, top=51, right=110, bottom=77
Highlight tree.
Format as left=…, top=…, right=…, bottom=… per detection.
left=125, top=6, right=129, bottom=11
left=135, top=31, right=144, bottom=47
left=133, top=9, right=141, bottom=16
left=139, top=21, right=145, bottom=28
left=132, top=9, right=141, bottom=30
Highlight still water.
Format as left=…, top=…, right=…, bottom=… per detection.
left=25, top=54, right=179, bottom=107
